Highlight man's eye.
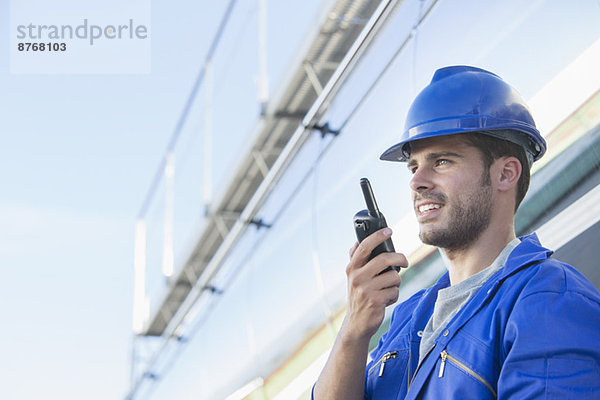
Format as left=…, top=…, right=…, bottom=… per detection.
left=435, top=159, right=449, bottom=167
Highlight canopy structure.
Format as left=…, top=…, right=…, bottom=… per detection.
left=143, top=0, right=393, bottom=338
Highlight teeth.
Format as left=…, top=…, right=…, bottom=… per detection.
left=418, top=204, right=441, bottom=213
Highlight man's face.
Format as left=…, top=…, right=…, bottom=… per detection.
left=407, top=135, right=493, bottom=251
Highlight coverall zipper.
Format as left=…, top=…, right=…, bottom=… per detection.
left=438, top=350, right=497, bottom=398
left=368, top=351, right=398, bottom=377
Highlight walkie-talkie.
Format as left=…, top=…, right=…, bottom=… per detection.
left=353, top=178, right=399, bottom=273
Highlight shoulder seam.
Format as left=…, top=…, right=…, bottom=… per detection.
left=520, top=287, right=600, bottom=308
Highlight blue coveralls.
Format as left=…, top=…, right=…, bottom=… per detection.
left=365, top=233, right=600, bottom=399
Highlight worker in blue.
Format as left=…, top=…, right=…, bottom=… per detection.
left=313, top=65, right=600, bottom=399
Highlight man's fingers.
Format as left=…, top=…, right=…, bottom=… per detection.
left=354, top=283, right=400, bottom=309
left=349, top=256, right=403, bottom=296
left=349, top=242, right=359, bottom=258
left=351, top=228, right=392, bottom=264
left=364, top=251, right=408, bottom=278
left=346, top=229, right=409, bottom=282
left=383, top=286, right=400, bottom=306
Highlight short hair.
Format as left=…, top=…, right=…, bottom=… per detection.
left=460, top=131, right=531, bottom=212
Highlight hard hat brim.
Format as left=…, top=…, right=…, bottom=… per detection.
left=380, top=120, right=546, bottom=163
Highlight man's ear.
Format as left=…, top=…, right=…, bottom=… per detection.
left=495, top=156, right=522, bottom=192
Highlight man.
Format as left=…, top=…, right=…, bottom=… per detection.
left=313, top=66, right=600, bottom=399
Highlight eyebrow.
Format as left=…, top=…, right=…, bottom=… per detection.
left=407, top=151, right=465, bottom=169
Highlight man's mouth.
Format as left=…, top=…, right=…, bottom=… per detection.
left=416, top=202, right=443, bottom=216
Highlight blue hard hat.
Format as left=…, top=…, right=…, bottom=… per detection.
left=380, top=65, right=546, bottom=163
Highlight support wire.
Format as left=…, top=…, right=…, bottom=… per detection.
left=137, top=0, right=238, bottom=219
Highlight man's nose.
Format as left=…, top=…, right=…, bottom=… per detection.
left=409, top=167, right=433, bottom=193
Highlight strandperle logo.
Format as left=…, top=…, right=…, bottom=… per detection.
left=16, top=19, right=149, bottom=46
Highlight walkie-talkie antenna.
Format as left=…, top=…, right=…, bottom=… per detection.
left=360, top=178, right=380, bottom=218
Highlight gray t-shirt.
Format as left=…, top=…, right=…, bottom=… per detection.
left=418, top=239, right=520, bottom=365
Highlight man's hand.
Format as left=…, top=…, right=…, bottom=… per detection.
left=343, top=227, right=407, bottom=342
left=313, top=227, right=407, bottom=400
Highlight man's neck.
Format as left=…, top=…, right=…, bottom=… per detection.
left=443, top=226, right=517, bottom=286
